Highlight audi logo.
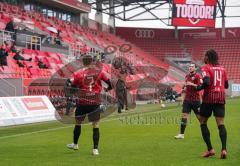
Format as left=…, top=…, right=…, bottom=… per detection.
left=104, top=44, right=132, bottom=55
left=135, top=29, right=155, bottom=38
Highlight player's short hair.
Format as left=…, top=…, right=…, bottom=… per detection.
left=205, top=49, right=219, bottom=65
left=82, top=54, right=93, bottom=66
left=189, top=63, right=196, bottom=68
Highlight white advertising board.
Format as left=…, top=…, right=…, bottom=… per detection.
left=0, top=96, right=56, bottom=127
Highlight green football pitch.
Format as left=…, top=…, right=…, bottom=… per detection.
left=0, top=98, right=239, bottom=166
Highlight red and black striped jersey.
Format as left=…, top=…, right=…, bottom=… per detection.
left=72, top=67, right=109, bottom=105
left=184, top=72, right=202, bottom=102
left=201, top=64, right=228, bottom=104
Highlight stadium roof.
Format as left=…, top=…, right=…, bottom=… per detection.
left=88, top=0, right=240, bottom=27
left=90, top=0, right=170, bottom=4
left=89, top=0, right=172, bottom=25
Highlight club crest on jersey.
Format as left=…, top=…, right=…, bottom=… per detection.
left=191, top=76, right=195, bottom=81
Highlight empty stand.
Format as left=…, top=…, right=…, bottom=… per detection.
left=117, top=27, right=240, bottom=83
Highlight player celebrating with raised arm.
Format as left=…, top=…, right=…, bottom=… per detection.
left=67, top=54, right=112, bottom=155
left=187, top=49, right=229, bottom=159
left=175, top=63, right=202, bottom=139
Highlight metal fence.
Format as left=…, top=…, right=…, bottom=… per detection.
left=0, top=30, right=41, bottom=50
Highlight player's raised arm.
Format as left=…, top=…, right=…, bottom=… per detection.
left=71, top=73, right=79, bottom=87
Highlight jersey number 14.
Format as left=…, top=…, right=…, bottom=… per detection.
left=214, top=70, right=222, bottom=86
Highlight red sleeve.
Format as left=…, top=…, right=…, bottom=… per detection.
left=100, top=71, right=109, bottom=82
left=72, top=73, right=79, bottom=86
left=201, top=65, right=210, bottom=78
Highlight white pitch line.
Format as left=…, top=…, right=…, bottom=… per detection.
left=109, top=106, right=179, bottom=118
left=0, top=126, right=72, bottom=140
left=0, top=107, right=179, bottom=140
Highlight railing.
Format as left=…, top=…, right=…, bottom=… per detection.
left=0, top=30, right=41, bottom=50
left=68, top=42, right=103, bottom=59
left=0, top=30, right=14, bottom=43
left=165, top=52, right=191, bottom=58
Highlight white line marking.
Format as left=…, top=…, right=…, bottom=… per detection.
left=0, top=126, right=71, bottom=140
left=0, top=107, right=179, bottom=140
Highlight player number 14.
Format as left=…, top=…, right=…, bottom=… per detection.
left=214, top=70, right=222, bottom=86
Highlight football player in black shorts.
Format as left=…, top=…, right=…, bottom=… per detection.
left=175, top=63, right=202, bottom=139
left=187, top=50, right=228, bottom=159
left=67, top=55, right=112, bottom=155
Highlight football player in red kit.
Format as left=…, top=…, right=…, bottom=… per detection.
left=187, top=49, right=228, bottom=159
left=175, top=63, right=202, bottom=139
left=67, top=55, right=112, bottom=155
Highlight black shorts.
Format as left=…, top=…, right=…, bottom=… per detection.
left=182, top=101, right=201, bottom=115
left=75, top=104, right=100, bottom=122
left=200, top=103, right=225, bottom=118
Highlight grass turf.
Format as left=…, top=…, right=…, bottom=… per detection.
left=0, top=98, right=239, bottom=166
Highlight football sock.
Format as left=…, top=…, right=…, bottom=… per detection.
left=200, top=124, right=213, bottom=151
left=73, top=125, right=81, bottom=144
left=218, top=125, right=227, bottom=150
left=180, top=118, right=187, bottom=134
left=93, top=128, right=100, bottom=149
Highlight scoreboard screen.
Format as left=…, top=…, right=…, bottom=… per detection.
left=172, top=0, right=217, bottom=27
